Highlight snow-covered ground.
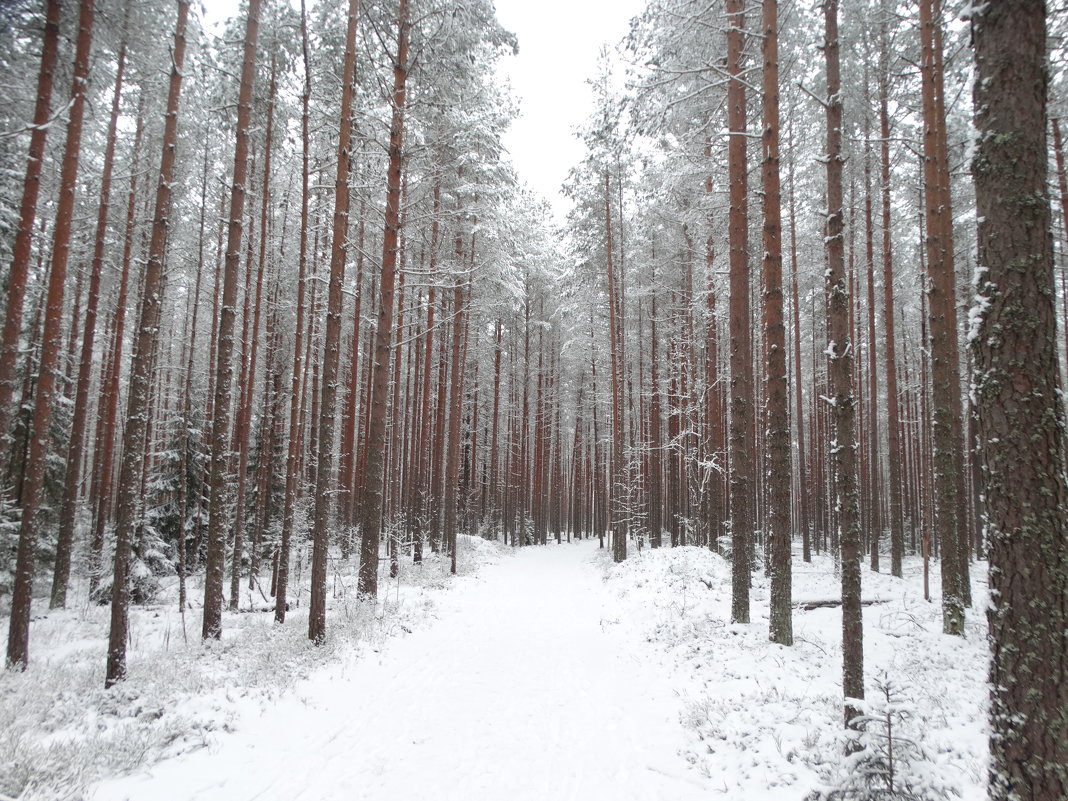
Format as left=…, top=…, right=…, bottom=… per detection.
left=605, top=543, right=988, bottom=799
left=3, top=537, right=988, bottom=800
left=0, top=536, right=503, bottom=800
left=91, top=539, right=710, bottom=801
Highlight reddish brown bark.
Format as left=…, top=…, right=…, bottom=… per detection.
left=920, top=0, right=965, bottom=635
left=104, top=0, right=189, bottom=686
left=203, top=0, right=262, bottom=639
left=51, top=25, right=129, bottom=608
left=726, top=0, right=752, bottom=623
left=879, top=10, right=904, bottom=578
left=358, top=0, right=410, bottom=597
left=229, top=55, right=277, bottom=612
left=88, top=102, right=144, bottom=595
left=823, top=0, right=864, bottom=727
left=0, top=0, right=60, bottom=451
left=6, top=0, right=96, bottom=671
left=308, top=0, right=360, bottom=643
left=973, top=3, right=1068, bottom=795
left=275, top=0, right=313, bottom=624
left=762, top=0, right=791, bottom=646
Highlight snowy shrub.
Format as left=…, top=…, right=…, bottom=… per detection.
left=89, top=525, right=170, bottom=607
left=811, top=676, right=960, bottom=801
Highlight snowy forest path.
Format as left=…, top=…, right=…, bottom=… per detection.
left=94, top=539, right=709, bottom=801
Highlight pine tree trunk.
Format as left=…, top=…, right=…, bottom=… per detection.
left=203, top=0, right=262, bottom=639
left=649, top=283, right=663, bottom=549
left=177, top=139, right=213, bottom=616
left=703, top=223, right=725, bottom=552
left=6, top=0, right=95, bottom=671
left=104, top=0, right=189, bottom=686
left=488, top=317, right=503, bottom=532
left=879, top=9, right=905, bottom=577
left=307, top=0, right=360, bottom=643
left=444, top=278, right=467, bottom=571
left=51, top=25, right=129, bottom=608
left=863, top=131, right=882, bottom=572
left=972, top=3, right=1068, bottom=796
left=358, top=0, right=410, bottom=598
left=89, top=102, right=145, bottom=596
left=823, top=0, right=864, bottom=728
left=531, top=313, right=546, bottom=545
left=338, top=202, right=366, bottom=544
left=726, top=0, right=752, bottom=623
left=0, top=0, right=61, bottom=453
left=603, top=172, right=626, bottom=562
left=430, top=299, right=448, bottom=551
left=275, top=0, right=314, bottom=625
left=230, top=55, right=277, bottom=613
left=761, top=0, right=791, bottom=646
left=920, top=0, right=964, bottom=636
left=786, top=119, right=810, bottom=563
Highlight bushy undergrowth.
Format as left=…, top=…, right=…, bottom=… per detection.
left=810, top=676, right=961, bottom=801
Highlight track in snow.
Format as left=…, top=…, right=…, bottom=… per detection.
left=94, top=540, right=711, bottom=801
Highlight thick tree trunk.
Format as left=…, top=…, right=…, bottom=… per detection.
left=761, top=0, right=792, bottom=646
left=230, top=56, right=277, bottom=613
left=51, top=26, right=129, bottom=608
left=104, top=0, right=189, bottom=686
left=203, top=0, right=262, bottom=639
left=275, top=0, right=314, bottom=624
left=726, top=0, right=752, bottom=624
left=972, top=3, right=1068, bottom=797
left=0, top=0, right=60, bottom=452
left=358, top=0, right=410, bottom=598
left=6, top=0, right=95, bottom=671
left=308, top=0, right=360, bottom=643
left=920, top=0, right=964, bottom=636
left=823, top=0, right=864, bottom=728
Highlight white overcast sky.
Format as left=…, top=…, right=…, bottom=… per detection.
left=492, top=0, right=646, bottom=218
left=201, top=0, right=646, bottom=218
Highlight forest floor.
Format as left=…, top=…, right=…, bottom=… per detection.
left=91, top=539, right=711, bottom=801
left=4, top=537, right=988, bottom=800
left=605, top=543, right=988, bottom=799
left=1, top=536, right=501, bottom=800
